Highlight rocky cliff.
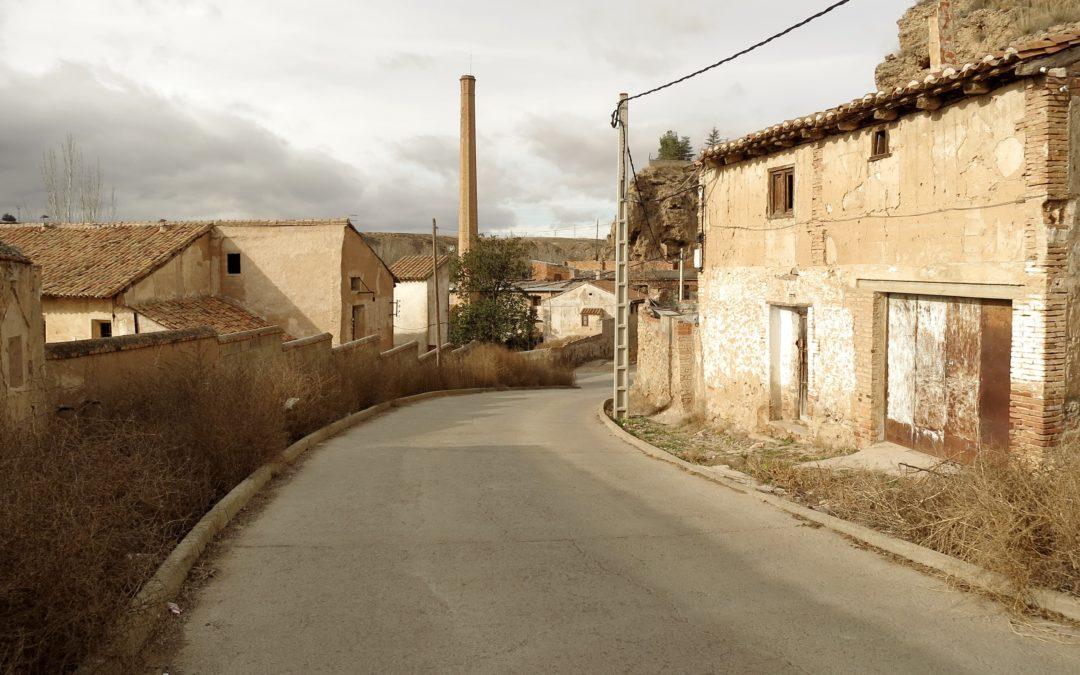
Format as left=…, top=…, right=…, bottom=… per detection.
left=876, top=0, right=1080, bottom=91
left=617, top=161, right=699, bottom=262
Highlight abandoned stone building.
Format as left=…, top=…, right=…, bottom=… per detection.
left=0, top=242, right=44, bottom=421
left=0, top=218, right=395, bottom=348
left=542, top=280, right=643, bottom=347
left=389, top=254, right=450, bottom=351
left=696, top=31, right=1080, bottom=460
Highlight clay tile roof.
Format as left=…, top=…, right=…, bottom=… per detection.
left=588, top=279, right=647, bottom=302
left=390, top=254, right=450, bottom=281
left=581, top=307, right=605, bottom=316
left=0, top=241, right=29, bottom=264
left=0, top=222, right=213, bottom=298
left=130, top=296, right=290, bottom=338
left=701, top=30, right=1080, bottom=167
left=213, top=218, right=351, bottom=228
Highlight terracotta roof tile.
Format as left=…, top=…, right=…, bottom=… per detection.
left=390, top=254, right=450, bottom=281
left=130, top=296, right=289, bottom=338
left=581, top=307, right=606, bottom=316
left=701, top=31, right=1080, bottom=166
left=0, top=241, right=29, bottom=264
left=0, top=222, right=212, bottom=298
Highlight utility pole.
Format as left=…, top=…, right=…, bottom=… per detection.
left=432, top=218, right=442, bottom=367
left=613, top=92, right=629, bottom=419
left=678, top=247, right=685, bottom=302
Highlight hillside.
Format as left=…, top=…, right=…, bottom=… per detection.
left=876, top=0, right=1080, bottom=90
left=360, top=231, right=603, bottom=267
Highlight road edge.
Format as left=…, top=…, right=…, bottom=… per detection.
left=83, top=385, right=574, bottom=672
left=595, top=398, right=1080, bottom=624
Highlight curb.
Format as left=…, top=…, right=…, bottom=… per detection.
left=85, top=385, right=571, bottom=672
left=596, top=399, right=1080, bottom=624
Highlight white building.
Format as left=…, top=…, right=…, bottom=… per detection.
left=389, top=254, right=450, bottom=351
left=541, top=280, right=644, bottom=342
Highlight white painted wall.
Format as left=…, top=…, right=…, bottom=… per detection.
left=393, top=264, right=450, bottom=351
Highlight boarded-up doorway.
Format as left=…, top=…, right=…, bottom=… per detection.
left=770, top=306, right=808, bottom=422
left=885, top=294, right=1011, bottom=461
left=351, top=304, right=366, bottom=341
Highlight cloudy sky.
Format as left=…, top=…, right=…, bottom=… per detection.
left=0, top=0, right=913, bottom=235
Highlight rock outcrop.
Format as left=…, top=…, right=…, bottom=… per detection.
left=615, top=161, right=699, bottom=262
left=876, top=0, right=1080, bottom=91
left=361, top=232, right=601, bottom=267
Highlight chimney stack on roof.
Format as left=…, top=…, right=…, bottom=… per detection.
left=928, top=0, right=957, bottom=73
left=458, top=75, right=478, bottom=257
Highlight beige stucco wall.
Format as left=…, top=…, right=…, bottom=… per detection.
left=699, top=80, right=1045, bottom=449
left=1, top=259, right=45, bottom=421
left=121, top=234, right=214, bottom=306
left=543, top=284, right=610, bottom=341
left=340, top=228, right=395, bottom=350
left=42, top=297, right=117, bottom=343
left=392, top=266, right=450, bottom=351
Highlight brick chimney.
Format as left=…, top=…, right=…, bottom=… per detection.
left=458, top=75, right=478, bottom=257
left=928, top=0, right=956, bottom=72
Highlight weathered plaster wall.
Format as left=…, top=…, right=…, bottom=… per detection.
left=632, top=310, right=703, bottom=418
left=392, top=267, right=449, bottom=352
left=217, top=224, right=345, bottom=344
left=42, top=297, right=116, bottom=343
left=1, top=258, right=45, bottom=421
left=121, top=234, right=214, bottom=306
left=340, top=228, right=394, bottom=350
left=699, top=78, right=1055, bottom=451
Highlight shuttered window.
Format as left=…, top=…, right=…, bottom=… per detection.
left=768, top=166, right=795, bottom=218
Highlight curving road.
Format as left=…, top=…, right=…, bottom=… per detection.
left=162, top=370, right=1080, bottom=673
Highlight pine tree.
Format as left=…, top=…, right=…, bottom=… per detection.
left=656, top=130, right=694, bottom=161
left=705, top=127, right=724, bottom=149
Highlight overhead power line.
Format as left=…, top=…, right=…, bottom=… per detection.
left=609, top=0, right=858, bottom=128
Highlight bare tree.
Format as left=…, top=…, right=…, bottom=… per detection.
left=41, top=135, right=113, bottom=223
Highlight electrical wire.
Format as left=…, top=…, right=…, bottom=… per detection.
left=609, top=0, right=858, bottom=127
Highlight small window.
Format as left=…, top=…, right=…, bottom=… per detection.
left=93, top=320, right=112, bottom=339
left=7, top=336, right=24, bottom=389
left=531, top=296, right=541, bottom=307
left=768, top=166, right=795, bottom=218
left=581, top=314, right=590, bottom=327
left=350, top=276, right=365, bottom=292
left=871, top=129, right=890, bottom=159
left=226, top=253, right=242, bottom=275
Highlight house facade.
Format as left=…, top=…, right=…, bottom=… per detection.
left=0, top=242, right=44, bottom=421
left=542, top=280, right=644, bottom=344
left=0, top=218, right=395, bottom=348
left=697, top=34, right=1080, bottom=460
left=389, top=254, right=450, bottom=350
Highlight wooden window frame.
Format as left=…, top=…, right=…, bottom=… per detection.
left=581, top=314, right=590, bottom=327
left=767, top=165, right=795, bottom=219
left=870, top=128, right=891, bottom=161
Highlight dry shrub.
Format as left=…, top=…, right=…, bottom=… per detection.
left=743, top=448, right=1080, bottom=601
left=0, top=359, right=285, bottom=673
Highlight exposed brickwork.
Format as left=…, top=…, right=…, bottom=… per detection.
left=1011, top=73, right=1073, bottom=454
left=809, top=143, right=827, bottom=265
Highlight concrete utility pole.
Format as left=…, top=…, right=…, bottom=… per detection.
left=432, top=218, right=442, bottom=366
left=678, top=247, right=685, bottom=302
left=613, top=93, right=629, bottom=419
left=459, top=75, right=479, bottom=257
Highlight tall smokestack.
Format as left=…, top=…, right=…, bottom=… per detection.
left=458, top=75, right=478, bottom=257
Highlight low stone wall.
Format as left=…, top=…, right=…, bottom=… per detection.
left=632, top=308, right=702, bottom=417
left=523, top=319, right=613, bottom=367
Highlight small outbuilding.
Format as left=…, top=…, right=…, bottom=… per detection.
left=389, top=254, right=450, bottom=351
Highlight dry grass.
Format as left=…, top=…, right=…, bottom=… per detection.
left=0, top=343, right=570, bottom=672
left=619, top=414, right=1080, bottom=604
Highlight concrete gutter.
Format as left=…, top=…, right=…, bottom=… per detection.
left=83, top=384, right=575, bottom=672
left=596, top=398, right=1080, bottom=625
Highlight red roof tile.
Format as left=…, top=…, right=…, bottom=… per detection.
left=130, top=296, right=288, bottom=338
left=390, top=254, right=450, bottom=281
left=0, top=222, right=212, bottom=298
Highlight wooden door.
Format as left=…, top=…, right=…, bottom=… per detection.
left=885, top=294, right=1011, bottom=461
left=351, top=304, right=366, bottom=341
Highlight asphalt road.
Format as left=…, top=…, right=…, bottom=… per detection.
left=163, top=370, right=1080, bottom=673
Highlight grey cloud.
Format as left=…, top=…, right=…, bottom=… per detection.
left=519, top=114, right=612, bottom=200
left=0, top=64, right=366, bottom=221
left=378, top=52, right=436, bottom=71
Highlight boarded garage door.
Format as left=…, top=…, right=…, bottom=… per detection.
left=885, top=294, right=1011, bottom=461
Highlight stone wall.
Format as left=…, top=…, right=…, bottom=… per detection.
left=1, top=254, right=45, bottom=422
left=632, top=309, right=702, bottom=418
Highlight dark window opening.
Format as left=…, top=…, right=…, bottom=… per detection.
left=93, top=320, right=112, bottom=339
left=768, top=166, right=795, bottom=218
left=871, top=129, right=890, bottom=159
left=581, top=314, right=590, bottom=327
left=8, top=336, right=24, bottom=388
left=226, top=253, right=242, bottom=275
left=350, top=276, right=365, bottom=292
